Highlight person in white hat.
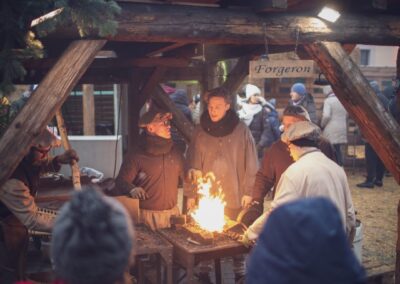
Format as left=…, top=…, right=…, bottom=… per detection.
left=243, top=120, right=355, bottom=243
left=237, top=84, right=280, bottom=158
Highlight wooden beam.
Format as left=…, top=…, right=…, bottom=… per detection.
left=23, top=57, right=190, bottom=70
left=164, top=44, right=268, bottom=61
left=304, top=41, right=400, bottom=183
left=396, top=199, right=400, bottom=284
left=146, top=42, right=187, bottom=57
left=127, top=68, right=151, bottom=151
left=221, top=55, right=253, bottom=99
left=163, top=67, right=203, bottom=82
left=19, top=66, right=203, bottom=85
left=0, top=40, right=106, bottom=187
left=138, top=67, right=167, bottom=106
left=49, top=3, right=400, bottom=45
left=152, top=85, right=194, bottom=143
left=253, top=0, right=288, bottom=11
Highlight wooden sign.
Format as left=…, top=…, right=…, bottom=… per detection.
left=249, top=60, right=315, bottom=78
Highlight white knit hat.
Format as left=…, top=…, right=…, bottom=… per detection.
left=245, top=84, right=261, bottom=99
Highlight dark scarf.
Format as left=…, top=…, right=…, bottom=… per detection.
left=143, top=132, right=173, bottom=156
left=200, top=109, right=240, bottom=137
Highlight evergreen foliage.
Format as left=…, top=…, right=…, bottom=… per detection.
left=0, top=0, right=121, bottom=95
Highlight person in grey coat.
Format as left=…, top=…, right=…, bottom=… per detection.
left=187, top=86, right=258, bottom=281
left=321, top=85, right=348, bottom=166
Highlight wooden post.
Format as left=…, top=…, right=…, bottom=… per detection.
left=82, top=84, right=95, bottom=135
left=0, top=40, right=106, bottom=187
left=152, top=85, right=194, bottom=143
left=396, top=46, right=400, bottom=284
left=127, top=69, right=148, bottom=151
left=397, top=200, right=400, bottom=284
left=222, top=55, right=253, bottom=110
left=304, top=41, right=400, bottom=183
left=55, top=111, right=82, bottom=190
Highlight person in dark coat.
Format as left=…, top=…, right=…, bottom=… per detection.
left=357, top=81, right=389, bottom=188
left=243, top=105, right=337, bottom=208
left=246, top=197, right=366, bottom=284
left=0, top=128, right=78, bottom=282
left=170, top=89, right=193, bottom=154
left=289, top=82, right=318, bottom=124
left=114, top=107, right=187, bottom=230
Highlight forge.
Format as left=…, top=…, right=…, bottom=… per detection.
left=178, top=216, right=247, bottom=245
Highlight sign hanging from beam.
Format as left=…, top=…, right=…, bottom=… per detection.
left=249, top=60, right=314, bottom=78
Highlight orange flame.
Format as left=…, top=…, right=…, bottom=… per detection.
left=190, top=173, right=226, bottom=232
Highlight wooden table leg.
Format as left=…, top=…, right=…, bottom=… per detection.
left=186, top=257, right=195, bottom=284
left=159, top=250, right=173, bottom=284
left=214, top=258, right=222, bottom=284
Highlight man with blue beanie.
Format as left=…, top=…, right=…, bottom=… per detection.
left=289, top=82, right=317, bottom=124
left=246, top=197, right=366, bottom=284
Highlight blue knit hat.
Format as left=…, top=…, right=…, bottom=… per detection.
left=291, top=83, right=307, bottom=97
left=246, top=197, right=366, bottom=284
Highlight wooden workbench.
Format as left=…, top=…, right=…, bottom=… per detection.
left=158, top=227, right=249, bottom=284
left=135, top=225, right=173, bottom=284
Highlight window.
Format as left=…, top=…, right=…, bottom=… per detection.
left=360, top=49, right=370, bottom=66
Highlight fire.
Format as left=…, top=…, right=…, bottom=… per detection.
left=190, top=173, right=226, bottom=233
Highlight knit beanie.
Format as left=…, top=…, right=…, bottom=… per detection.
left=52, top=188, right=135, bottom=284
left=247, top=198, right=366, bottom=284
left=245, top=84, right=261, bottom=99
left=291, top=83, right=307, bottom=97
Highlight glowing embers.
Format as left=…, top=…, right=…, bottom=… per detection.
left=190, top=173, right=226, bottom=233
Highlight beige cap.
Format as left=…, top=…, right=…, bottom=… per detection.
left=281, top=121, right=321, bottom=144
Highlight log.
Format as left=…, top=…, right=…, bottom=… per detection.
left=51, top=2, right=400, bottom=45
left=20, top=66, right=203, bottom=85
left=138, top=67, right=167, bottom=106
left=23, top=57, right=190, bottom=69
left=127, top=68, right=151, bottom=151
left=0, top=40, right=106, bottom=187
left=304, top=41, right=400, bottom=184
left=221, top=55, right=252, bottom=97
left=55, top=111, right=82, bottom=190
left=152, top=85, right=194, bottom=143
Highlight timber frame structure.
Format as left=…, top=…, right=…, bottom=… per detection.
left=0, top=0, right=400, bottom=280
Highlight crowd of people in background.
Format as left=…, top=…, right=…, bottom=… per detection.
left=2, top=77, right=399, bottom=284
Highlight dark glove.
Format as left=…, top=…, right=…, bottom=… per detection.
left=129, top=187, right=148, bottom=200
left=56, top=149, right=79, bottom=164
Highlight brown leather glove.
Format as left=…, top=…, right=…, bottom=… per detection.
left=56, top=149, right=79, bottom=165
